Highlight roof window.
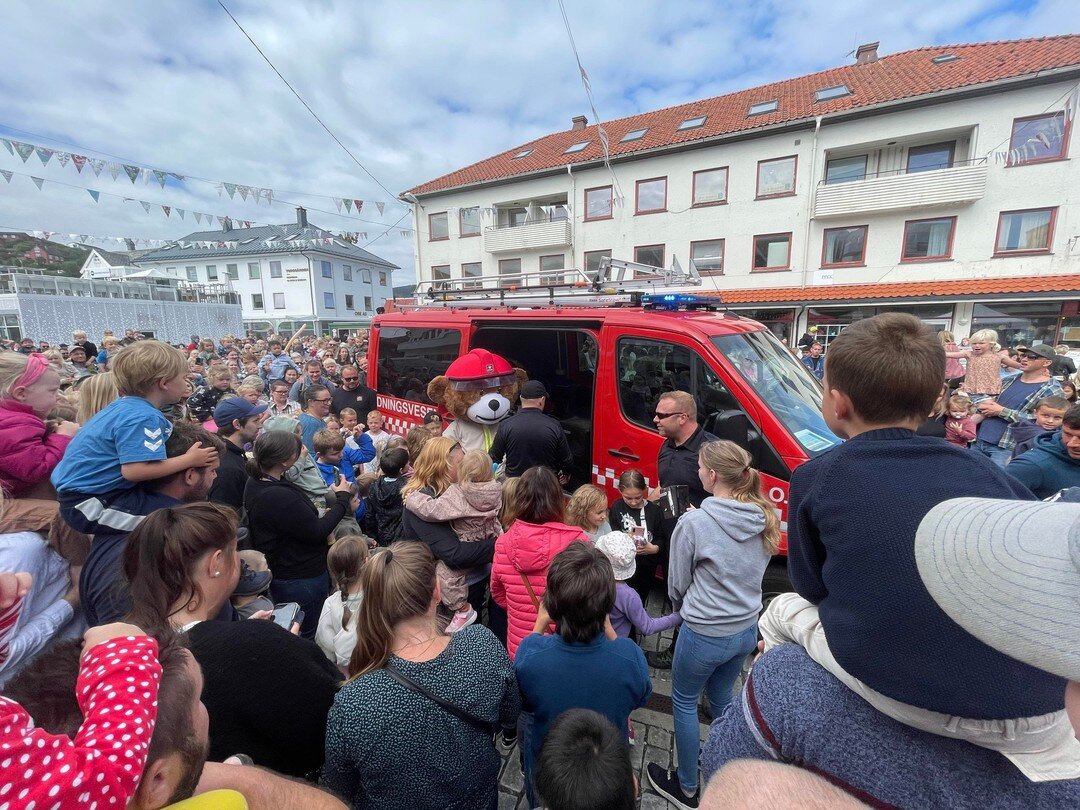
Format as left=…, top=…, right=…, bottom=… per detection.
left=513, top=149, right=533, bottom=159
left=563, top=141, right=590, bottom=154
left=748, top=100, right=778, bottom=116
left=931, top=53, right=959, bottom=64
left=621, top=128, right=648, bottom=142
left=677, top=115, right=707, bottom=130
left=815, top=84, right=852, bottom=102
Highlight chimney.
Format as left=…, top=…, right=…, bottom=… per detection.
left=296, top=206, right=308, bottom=228
left=855, top=42, right=879, bottom=65
left=571, top=115, right=588, bottom=131
left=221, top=217, right=232, bottom=233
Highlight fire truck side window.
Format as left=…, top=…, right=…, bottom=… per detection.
left=375, top=327, right=461, bottom=403
left=617, top=338, right=693, bottom=429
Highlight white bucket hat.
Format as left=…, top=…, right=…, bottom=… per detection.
left=595, top=531, right=636, bottom=581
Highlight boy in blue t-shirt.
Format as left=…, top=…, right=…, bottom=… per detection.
left=311, top=428, right=375, bottom=487
left=52, top=341, right=218, bottom=534
left=514, top=542, right=651, bottom=808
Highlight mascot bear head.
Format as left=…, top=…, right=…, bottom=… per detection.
left=427, top=348, right=527, bottom=428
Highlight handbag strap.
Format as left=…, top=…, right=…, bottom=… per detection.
left=385, top=663, right=500, bottom=736
left=519, top=571, right=541, bottom=610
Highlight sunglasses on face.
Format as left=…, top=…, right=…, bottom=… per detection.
left=653, top=411, right=686, bottom=420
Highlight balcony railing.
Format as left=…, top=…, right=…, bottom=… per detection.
left=814, top=159, right=987, bottom=218
left=483, top=218, right=572, bottom=254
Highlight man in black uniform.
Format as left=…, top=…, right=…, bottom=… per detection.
left=489, top=380, right=574, bottom=480
left=648, top=389, right=718, bottom=669
left=331, top=363, right=377, bottom=425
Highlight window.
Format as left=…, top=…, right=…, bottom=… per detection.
left=906, top=142, right=954, bottom=173
left=323, top=292, right=335, bottom=309
left=1008, top=112, right=1069, bottom=165
left=226, top=263, right=239, bottom=280
left=821, top=226, right=868, bottom=267
left=621, top=128, right=648, bottom=142
left=185, top=266, right=197, bottom=281
left=995, top=208, right=1055, bottom=255
left=273, top=292, right=285, bottom=309
left=252, top=293, right=263, bottom=309
left=462, top=262, right=483, bottom=289
left=748, top=100, right=778, bottom=115
left=345, top=294, right=354, bottom=310
left=635, top=177, right=667, bottom=214
left=692, top=167, right=728, bottom=205
left=584, top=249, right=611, bottom=278
left=825, top=155, right=867, bottom=185
left=539, top=254, right=565, bottom=284
left=247, top=262, right=260, bottom=279
left=379, top=272, right=388, bottom=286
left=432, top=264, right=451, bottom=290
left=901, top=217, right=956, bottom=261
left=513, top=149, right=533, bottom=159
left=429, top=212, right=449, bottom=241
left=343, top=264, right=352, bottom=281
left=564, top=141, right=590, bottom=154
left=753, top=233, right=792, bottom=271
left=459, top=207, right=481, bottom=237
left=364, top=296, right=372, bottom=310
left=498, top=258, right=521, bottom=288
left=362, top=268, right=372, bottom=284
left=634, top=244, right=665, bottom=269
left=815, top=84, right=851, bottom=102
left=971, top=302, right=1064, bottom=347
left=690, top=239, right=724, bottom=275
left=270, top=260, right=282, bottom=278
left=757, top=156, right=797, bottom=198
left=506, top=207, right=528, bottom=227
left=678, top=116, right=707, bottom=130
left=584, top=186, right=613, bottom=221
left=206, top=264, right=218, bottom=280
left=375, top=326, right=462, bottom=399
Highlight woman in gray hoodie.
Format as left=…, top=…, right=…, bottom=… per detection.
left=647, top=440, right=781, bottom=810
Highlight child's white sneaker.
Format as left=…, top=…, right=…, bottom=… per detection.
left=446, top=607, right=477, bottom=633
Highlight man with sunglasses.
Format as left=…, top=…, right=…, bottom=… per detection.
left=331, top=363, right=377, bottom=424
left=974, top=344, right=1063, bottom=469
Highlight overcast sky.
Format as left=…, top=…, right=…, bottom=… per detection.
left=0, top=0, right=1073, bottom=283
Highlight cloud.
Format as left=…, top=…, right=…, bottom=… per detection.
left=0, top=0, right=1073, bottom=283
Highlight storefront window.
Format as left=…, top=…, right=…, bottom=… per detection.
left=729, top=308, right=796, bottom=343
left=808, top=304, right=953, bottom=349
left=971, top=302, right=1063, bottom=348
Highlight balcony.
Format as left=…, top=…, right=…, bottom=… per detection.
left=813, top=160, right=987, bottom=219
left=483, top=218, right=572, bottom=254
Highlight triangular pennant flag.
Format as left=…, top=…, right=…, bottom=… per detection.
left=87, top=189, right=100, bottom=202
left=343, top=198, right=353, bottom=213
left=376, top=202, right=385, bottom=215
left=89, top=158, right=105, bottom=176
left=13, top=141, right=34, bottom=162
left=71, top=154, right=87, bottom=173
left=264, top=188, right=273, bottom=204
left=194, top=212, right=203, bottom=224
left=0, top=170, right=11, bottom=183
left=224, top=183, right=236, bottom=199
left=360, top=232, right=367, bottom=240
left=31, top=176, right=44, bottom=190
left=153, top=170, right=167, bottom=187
left=162, top=205, right=171, bottom=217
left=177, top=208, right=185, bottom=220
left=168, top=172, right=184, bottom=181
left=141, top=201, right=151, bottom=213
left=217, top=216, right=226, bottom=227
left=354, top=200, right=364, bottom=213
left=108, top=163, right=122, bottom=180
left=334, top=198, right=342, bottom=212
left=238, top=185, right=249, bottom=201
left=55, top=152, right=70, bottom=168
left=79, top=235, right=88, bottom=242
left=123, top=164, right=140, bottom=183
left=1, top=139, right=13, bottom=156
left=34, top=147, right=53, bottom=166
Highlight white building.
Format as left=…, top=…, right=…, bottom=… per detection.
left=80, top=246, right=157, bottom=280
left=137, top=208, right=398, bottom=336
left=404, top=36, right=1080, bottom=349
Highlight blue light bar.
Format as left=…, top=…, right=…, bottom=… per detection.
left=641, top=293, right=724, bottom=311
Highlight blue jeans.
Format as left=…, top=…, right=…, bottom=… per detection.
left=271, top=571, right=329, bottom=640
left=671, top=623, right=757, bottom=794
left=971, top=438, right=1010, bottom=469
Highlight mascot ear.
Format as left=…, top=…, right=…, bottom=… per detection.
left=513, top=368, right=528, bottom=385
left=427, top=376, right=451, bottom=404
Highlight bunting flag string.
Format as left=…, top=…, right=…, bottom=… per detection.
left=0, top=170, right=11, bottom=183
left=375, top=202, right=384, bottom=216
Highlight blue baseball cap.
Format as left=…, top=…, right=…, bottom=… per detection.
left=213, top=396, right=268, bottom=428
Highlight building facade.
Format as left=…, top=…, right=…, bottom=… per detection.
left=137, top=208, right=397, bottom=336
left=405, top=37, right=1080, bottom=349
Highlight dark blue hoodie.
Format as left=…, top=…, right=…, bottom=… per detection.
left=1007, top=430, right=1080, bottom=498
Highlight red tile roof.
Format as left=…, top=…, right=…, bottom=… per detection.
left=407, top=36, right=1080, bottom=196
left=719, top=274, right=1080, bottom=306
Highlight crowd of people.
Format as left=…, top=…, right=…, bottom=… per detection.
left=0, top=316, right=1076, bottom=809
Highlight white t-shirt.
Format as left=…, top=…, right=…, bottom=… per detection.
left=316, top=590, right=362, bottom=667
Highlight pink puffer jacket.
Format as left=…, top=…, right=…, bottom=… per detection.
left=0, top=401, right=71, bottom=497
left=490, top=519, right=590, bottom=659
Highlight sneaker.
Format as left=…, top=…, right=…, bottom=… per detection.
left=646, top=763, right=699, bottom=809
left=445, top=607, right=477, bottom=633
left=628, top=719, right=636, bottom=746
left=647, top=644, right=675, bottom=669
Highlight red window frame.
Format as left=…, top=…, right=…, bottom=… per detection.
left=690, top=238, right=725, bottom=276
left=635, top=177, right=668, bottom=215
left=458, top=207, right=480, bottom=238
left=633, top=244, right=666, bottom=268
left=752, top=232, right=793, bottom=272
left=900, top=216, right=957, bottom=263
left=497, top=257, right=522, bottom=288
left=992, top=207, right=1057, bottom=257
left=820, top=225, right=868, bottom=268
left=428, top=211, right=449, bottom=241
left=692, top=167, right=729, bottom=207
left=1007, top=112, right=1071, bottom=166
left=431, top=264, right=451, bottom=281
left=584, top=185, right=614, bottom=222
left=755, top=155, right=798, bottom=200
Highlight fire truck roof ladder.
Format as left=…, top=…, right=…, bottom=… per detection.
left=412, top=256, right=702, bottom=309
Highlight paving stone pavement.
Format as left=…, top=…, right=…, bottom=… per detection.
left=496, top=585, right=745, bottom=809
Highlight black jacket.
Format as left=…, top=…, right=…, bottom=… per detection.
left=371, top=476, right=406, bottom=546
left=609, top=498, right=664, bottom=545
left=243, top=476, right=350, bottom=579
left=209, top=440, right=248, bottom=511
left=488, top=407, right=573, bottom=478
left=331, top=383, right=377, bottom=419
left=400, top=486, right=496, bottom=569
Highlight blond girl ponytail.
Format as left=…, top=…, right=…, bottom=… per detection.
left=699, top=440, right=781, bottom=555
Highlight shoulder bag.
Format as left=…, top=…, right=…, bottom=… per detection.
left=384, top=663, right=501, bottom=736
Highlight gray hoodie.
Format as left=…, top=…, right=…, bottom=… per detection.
left=667, top=497, right=771, bottom=637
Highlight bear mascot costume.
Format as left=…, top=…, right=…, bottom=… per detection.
left=427, top=348, right=527, bottom=453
